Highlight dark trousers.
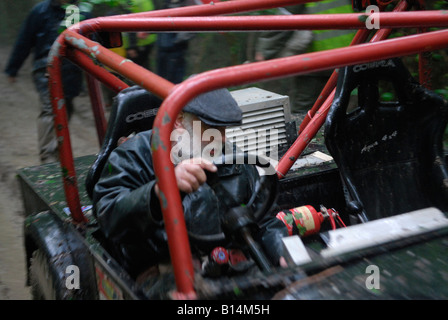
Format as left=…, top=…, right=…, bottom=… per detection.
left=156, top=48, right=187, bottom=84
left=33, top=69, right=74, bottom=163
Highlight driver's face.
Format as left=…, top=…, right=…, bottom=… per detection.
left=199, top=121, right=226, bottom=159
left=189, top=117, right=226, bottom=159
left=174, top=113, right=227, bottom=161
left=199, top=121, right=227, bottom=144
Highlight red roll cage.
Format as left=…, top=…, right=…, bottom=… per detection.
left=47, top=0, right=448, bottom=297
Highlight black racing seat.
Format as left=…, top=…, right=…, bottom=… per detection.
left=324, top=58, right=448, bottom=223
left=85, top=85, right=162, bottom=199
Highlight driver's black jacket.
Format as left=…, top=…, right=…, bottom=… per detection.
left=92, top=130, right=288, bottom=277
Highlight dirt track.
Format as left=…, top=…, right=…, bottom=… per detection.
left=0, top=45, right=99, bottom=299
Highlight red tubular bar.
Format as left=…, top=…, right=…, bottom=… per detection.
left=64, top=31, right=175, bottom=98
left=48, top=30, right=175, bottom=223
left=47, top=0, right=448, bottom=295
left=75, top=11, right=448, bottom=33
left=298, top=0, right=410, bottom=134
left=66, top=49, right=129, bottom=93
left=273, top=30, right=448, bottom=176
left=48, top=38, right=87, bottom=223
left=85, top=75, right=108, bottom=145
left=78, top=0, right=315, bottom=35
left=66, top=49, right=130, bottom=144
left=294, top=25, right=396, bottom=172
left=297, top=0, right=409, bottom=156
left=418, top=29, right=433, bottom=89
left=298, top=30, right=371, bottom=134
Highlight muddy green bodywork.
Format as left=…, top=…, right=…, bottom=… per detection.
left=17, top=154, right=448, bottom=299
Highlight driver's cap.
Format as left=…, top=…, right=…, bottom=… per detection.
left=183, top=88, right=242, bottom=127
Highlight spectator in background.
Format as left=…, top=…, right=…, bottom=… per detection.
left=96, top=0, right=158, bottom=108
left=156, top=0, right=195, bottom=83
left=4, top=0, right=91, bottom=163
left=124, top=0, right=157, bottom=70
left=255, top=5, right=311, bottom=117
left=255, top=1, right=355, bottom=117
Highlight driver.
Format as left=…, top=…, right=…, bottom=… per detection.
left=92, top=88, right=288, bottom=280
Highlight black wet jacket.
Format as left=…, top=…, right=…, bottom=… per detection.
left=4, top=0, right=88, bottom=98
left=92, top=130, right=288, bottom=277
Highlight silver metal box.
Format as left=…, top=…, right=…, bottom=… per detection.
left=227, top=87, right=292, bottom=158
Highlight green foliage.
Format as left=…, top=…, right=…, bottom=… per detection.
left=248, top=9, right=279, bottom=15
left=72, top=0, right=134, bottom=14
left=80, top=0, right=127, bottom=7
left=433, top=0, right=448, bottom=10
left=380, top=92, right=394, bottom=102
left=435, top=88, right=448, bottom=100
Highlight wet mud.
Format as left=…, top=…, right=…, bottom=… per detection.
left=0, top=45, right=99, bottom=299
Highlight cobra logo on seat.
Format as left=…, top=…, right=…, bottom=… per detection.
left=353, top=59, right=396, bottom=73
left=126, top=108, right=159, bottom=123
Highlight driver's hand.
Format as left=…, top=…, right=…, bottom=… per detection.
left=155, top=158, right=217, bottom=196
left=175, top=158, right=217, bottom=193
left=279, top=256, right=288, bottom=268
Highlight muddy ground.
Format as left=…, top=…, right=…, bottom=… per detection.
left=0, top=45, right=99, bottom=299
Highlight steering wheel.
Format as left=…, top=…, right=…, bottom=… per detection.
left=187, top=152, right=279, bottom=246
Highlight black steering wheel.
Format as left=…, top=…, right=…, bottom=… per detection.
left=187, top=152, right=279, bottom=246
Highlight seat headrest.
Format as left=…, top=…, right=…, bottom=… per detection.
left=85, top=86, right=162, bottom=199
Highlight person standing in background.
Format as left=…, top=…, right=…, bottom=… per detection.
left=255, top=1, right=355, bottom=117
left=294, top=0, right=356, bottom=114
left=124, top=0, right=157, bottom=70
left=254, top=4, right=312, bottom=117
left=4, top=0, right=91, bottom=163
left=156, top=0, right=194, bottom=83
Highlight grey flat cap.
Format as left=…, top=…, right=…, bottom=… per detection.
left=183, top=88, right=242, bottom=127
